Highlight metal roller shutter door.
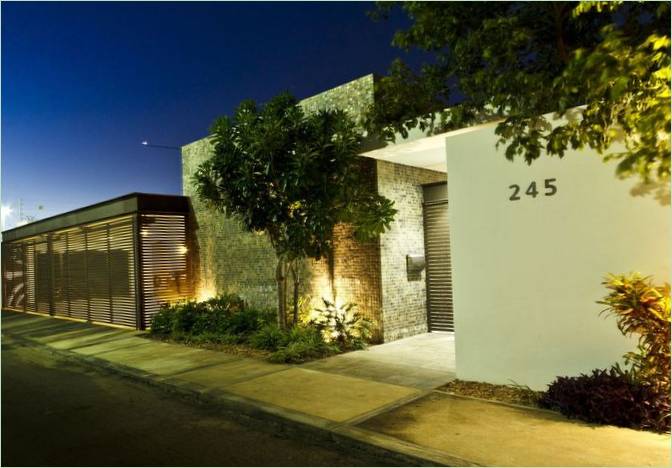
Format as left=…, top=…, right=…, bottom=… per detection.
left=422, top=187, right=455, bottom=332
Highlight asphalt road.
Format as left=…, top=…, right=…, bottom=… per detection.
left=1, top=338, right=386, bottom=467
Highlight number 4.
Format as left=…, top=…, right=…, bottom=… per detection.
left=525, top=181, right=538, bottom=198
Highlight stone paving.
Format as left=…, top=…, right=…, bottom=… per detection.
left=3, top=310, right=670, bottom=467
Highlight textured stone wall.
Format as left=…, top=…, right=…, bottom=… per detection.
left=182, top=138, right=280, bottom=309
left=299, top=74, right=374, bottom=124
left=376, top=160, right=446, bottom=341
left=181, top=76, right=384, bottom=331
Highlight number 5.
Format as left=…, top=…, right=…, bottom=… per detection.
left=545, top=178, right=557, bottom=196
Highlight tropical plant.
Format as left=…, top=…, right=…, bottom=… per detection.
left=598, top=273, right=671, bottom=396
left=366, top=1, right=670, bottom=188
left=194, top=93, right=396, bottom=328
left=310, top=300, right=372, bottom=350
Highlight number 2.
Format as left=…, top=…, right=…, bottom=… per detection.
left=509, top=184, right=521, bottom=201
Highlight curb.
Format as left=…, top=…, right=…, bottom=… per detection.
left=4, top=329, right=473, bottom=467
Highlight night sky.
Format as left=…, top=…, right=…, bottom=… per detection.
left=2, top=1, right=418, bottom=229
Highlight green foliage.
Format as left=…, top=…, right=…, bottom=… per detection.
left=151, top=292, right=376, bottom=363
left=598, top=273, right=671, bottom=396
left=539, top=366, right=670, bottom=433
left=310, top=300, right=372, bottom=350
left=194, top=92, right=397, bottom=325
left=149, top=294, right=271, bottom=341
left=249, top=324, right=290, bottom=351
left=366, top=1, right=670, bottom=187
left=194, top=93, right=397, bottom=261
left=268, top=326, right=339, bottom=363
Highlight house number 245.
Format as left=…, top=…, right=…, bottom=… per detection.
left=509, top=178, right=557, bottom=201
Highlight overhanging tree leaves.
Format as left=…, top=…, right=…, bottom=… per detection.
left=194, top=93, right=396, bottom=328
left=366, top=1, right=670, bottom=188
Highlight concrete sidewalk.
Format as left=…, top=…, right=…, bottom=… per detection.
left=2, top=311, right=670, bottom=467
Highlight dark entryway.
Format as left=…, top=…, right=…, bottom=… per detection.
left=422, top=182, right=454, bottom=332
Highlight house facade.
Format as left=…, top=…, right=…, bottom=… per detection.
left=182, top=75, right=448, bottom=342
left=182, top=74, right=670, bottom=389
left=5, top=75, right=665, bottom=391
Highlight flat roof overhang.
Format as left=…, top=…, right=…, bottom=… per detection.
left=360, top=120, right=499, bottom=172
left=1, top=193, right=189, bottom=242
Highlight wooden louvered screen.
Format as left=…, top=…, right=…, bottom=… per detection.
left=1, top=242, right=26, bottom=310
left=2, top=216, right=138, bottom=328
left=423, top=183, right=455, bottom=332
left=139, top=213, right=191, bottom=329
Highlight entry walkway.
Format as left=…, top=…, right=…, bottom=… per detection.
left=303, top=332, right=455, bottom=390
left=3, top=311, right=669, bottom=467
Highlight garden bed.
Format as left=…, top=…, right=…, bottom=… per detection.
left=147, top=294, right=371, bottom=364
left=439, top=379, right=543, bottom=408
left=143, top=334, right=272, bottom=360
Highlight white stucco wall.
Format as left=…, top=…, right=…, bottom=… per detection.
left=445, top=124, right=670, bottom=390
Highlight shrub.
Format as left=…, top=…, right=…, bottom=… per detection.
left=310, top=300, right=372, bottom=350
left=540, top=366, right=671, bottom=433
left=269, top=325, right=339, bottom=363
left=249, top=324, right=290, bottom=351
left=598, top=273, right=671, bottom=396
left=150, top=305, right=175, bottom=336
left=149, top=293, right=271, bottom=339
left=224, top=307, right=273, bottom=336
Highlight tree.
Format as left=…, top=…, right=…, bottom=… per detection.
left=194, top=93, right=396, bottom=328
left=366, top=1, right=670, bottom=188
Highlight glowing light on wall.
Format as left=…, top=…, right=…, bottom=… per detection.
left=197, top=285, right=217, bottom=302
left=177, top=245, right=188, bottom=255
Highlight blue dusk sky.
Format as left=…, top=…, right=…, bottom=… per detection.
left=2, top=1, right=419, bottom=229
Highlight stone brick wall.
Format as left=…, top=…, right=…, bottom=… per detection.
left=299, top=74, right=374, bottom=124
left=182, top=138, right=280, bottom=310
left=376, top=160, right=446, bottom=341
left=182, top=120, right=384, bottom=334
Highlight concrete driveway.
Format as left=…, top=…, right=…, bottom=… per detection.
left=303, top=332, right=455, bottom=390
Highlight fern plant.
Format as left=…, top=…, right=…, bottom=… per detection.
left=310, top=299, right=372, bottom=350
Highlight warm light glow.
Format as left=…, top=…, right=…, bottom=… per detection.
left=177, top=245, right=188, bottom=255
left=140, top=229, right=149, bottom=237
left=196, top=285, right=217, bottom=302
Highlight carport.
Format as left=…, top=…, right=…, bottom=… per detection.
left=1, top=193, right=192, bottom=329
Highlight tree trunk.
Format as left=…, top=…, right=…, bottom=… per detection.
left=291, top=260, right=300, bottom=325
left=275, top=258, right=288, bottom=329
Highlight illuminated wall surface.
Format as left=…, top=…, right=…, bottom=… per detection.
left=182, top=74, right=446, bottom=340
left=183, top=137, right=391, bottom=339
left=445, top=122, right=670, bottom=389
